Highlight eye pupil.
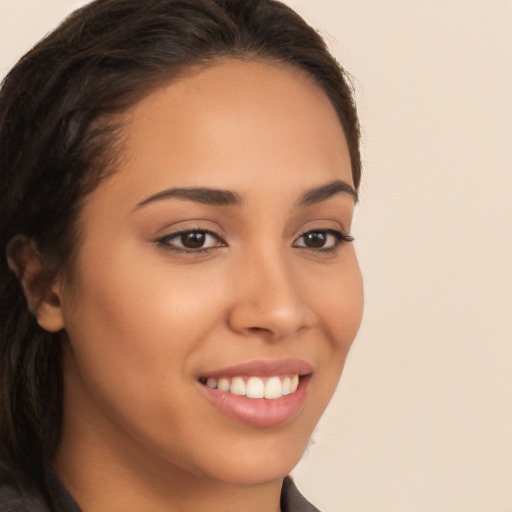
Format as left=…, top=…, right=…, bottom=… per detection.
left=304, top=231, right=326, bottom=248
left=181, top=232, right=205, bottom=249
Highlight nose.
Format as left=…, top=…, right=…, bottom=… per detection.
left=227, top=250, right=317, bottom=341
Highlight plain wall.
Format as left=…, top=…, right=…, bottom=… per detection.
left=1, top=1, right=511, bottom=511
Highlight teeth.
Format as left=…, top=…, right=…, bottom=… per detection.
left=218, top=378, right=230, bottom=392
left=202, top=374, right=300, bottom=399
left=290, top=375, right=299, bottom=393
left=246, top=377, right=265, bottom=398
left=264, top=376, right=282, bottom=399
left=282, top=377, right=291, bottom=395
left=230, top=377, right=246, bottom=396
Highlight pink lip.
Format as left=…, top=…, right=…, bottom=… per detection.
left=197, top=359, right=313, bottom=427
left=199, top=358, right=313, bottom=379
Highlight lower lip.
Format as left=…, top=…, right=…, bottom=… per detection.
left=199, top=376, right=311, bottom=427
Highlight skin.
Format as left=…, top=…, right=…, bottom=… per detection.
left=36, top=59, right=364, bottom=512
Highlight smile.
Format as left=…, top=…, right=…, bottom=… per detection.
left=198, top=359, right=312, bottom=427
left=200, top=375, right=300, bottom=399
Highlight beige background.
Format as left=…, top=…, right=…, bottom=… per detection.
left=1, top=1, right=511, bottom=511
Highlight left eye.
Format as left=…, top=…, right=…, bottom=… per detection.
left=293, top=229, right=352, bottom=250
left=157, top=230, right=224, bottom=251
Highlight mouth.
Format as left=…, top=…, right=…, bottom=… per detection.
left=199, top=374, right=300, bottom=399
left=197, top=359, right=312, bottom=427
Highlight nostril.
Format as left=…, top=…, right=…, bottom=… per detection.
left=248, top=326, right=272, bottom=334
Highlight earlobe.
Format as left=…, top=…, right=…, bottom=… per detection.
left=6, top=235, right=65, bottom=332
left=35, top=281, right=66, bottom=332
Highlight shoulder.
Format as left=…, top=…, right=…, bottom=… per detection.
left=281, top=476, right=322, bottom=512
left=0, top=466, right=50, bottom=512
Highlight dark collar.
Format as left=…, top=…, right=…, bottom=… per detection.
left=1, top=468, right=320, bottom=512
left=281, top=476, right=321, bottom=512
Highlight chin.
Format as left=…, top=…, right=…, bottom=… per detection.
left=209, top=451, right=304, bottom=487
left=190, top=426, right=313, bottom=486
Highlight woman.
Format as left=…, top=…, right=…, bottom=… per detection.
left=0, top=0, right=363, bottom=510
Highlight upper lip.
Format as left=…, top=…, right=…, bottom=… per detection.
left=199, top=358, right=313, bottom=379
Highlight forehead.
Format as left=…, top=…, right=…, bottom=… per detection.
left=97, top=59, right=352, bottom=206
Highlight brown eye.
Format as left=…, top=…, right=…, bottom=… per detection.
left=181, top=232, right=207, bottom=249
left=293, top=229, right=353, bottom=251
left=302, top=231, right=327, bottom=248
left=157, top=229, right=225, bottom=251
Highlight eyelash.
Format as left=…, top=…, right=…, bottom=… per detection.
left=156, top=229, right=226, bottom=254
left=156, top=228, right=354, bottom=254
left=292, top=229, right=354, bottom=253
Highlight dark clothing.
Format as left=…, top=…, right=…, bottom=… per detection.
left=280, top=477, right=320, bottom=512
left=0, top=468, right=320, bottom=512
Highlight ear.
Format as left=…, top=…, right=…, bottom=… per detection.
left=6, top=235, right=65, bottom=332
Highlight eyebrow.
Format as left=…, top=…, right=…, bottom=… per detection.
left=135, top=187, right=243, bottom=209
left=134, top=179, right=357, bottom=211
left=298, top=180, right=358, bottom=206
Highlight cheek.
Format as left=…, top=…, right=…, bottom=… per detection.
left=59, top=249, right=240, bottom=470
left=303, top=249, right=363, bottom=390
left=307, top=248, right=364, bottom=345
left=60, top=246, right=229, bottom=410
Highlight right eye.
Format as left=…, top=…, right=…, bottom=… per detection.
left=156, top=229, right=226, bottom=252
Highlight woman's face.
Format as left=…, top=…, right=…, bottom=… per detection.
left=55, top=60, right=363, bottom=486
